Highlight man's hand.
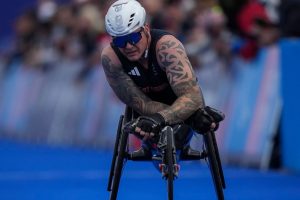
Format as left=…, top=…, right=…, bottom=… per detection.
left=134, top=113, right=166, bottom=140
left=191, top=106, right=225, bottom=134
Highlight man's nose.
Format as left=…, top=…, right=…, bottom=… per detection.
left=125, top=42, right=134, bottom=48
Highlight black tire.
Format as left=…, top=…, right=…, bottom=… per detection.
left=203, top=131, right=224, bottom=200
left=211, top=132, right=226, bottom=189
left=166, top=127, right=174, bottom=200
left=107, top=115, right=124, bottom=192
left=109, top=129, right=129, bottom=200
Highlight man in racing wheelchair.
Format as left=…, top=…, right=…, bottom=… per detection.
left=101, top=0, right=224, bottom=161
left=127, top=106, right=224, bottom=161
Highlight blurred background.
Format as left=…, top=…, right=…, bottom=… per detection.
left=1, top=0, right=300, bottom=199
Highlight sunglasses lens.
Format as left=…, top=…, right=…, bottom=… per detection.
left=113, top=37, right=127, bottom=48
left=130, top=32, right=142, bottom=44
left=113, top=31, right=142, bottom=48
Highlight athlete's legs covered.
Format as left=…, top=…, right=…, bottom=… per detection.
left=129, top=124, right=201, bottom=160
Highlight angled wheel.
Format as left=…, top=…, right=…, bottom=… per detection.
left=109, top=128, right=129, bottom=200
left=107, top=115, right=124, bottom=192
left=166, top=126, right=175, bottom=200
left=107, top=106, right=135, bottom=200
left=203, top=131, right=224, bottom=200
left=211, top=132, right=226, bottom=189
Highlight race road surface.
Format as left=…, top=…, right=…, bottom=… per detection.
left=1, top=140, right=300, bottom=200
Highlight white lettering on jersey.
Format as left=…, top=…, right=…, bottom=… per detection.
left=128, top=67, right=141, bottom=76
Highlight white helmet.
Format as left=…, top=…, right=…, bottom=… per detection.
left=105, top=0, right=146, bottom=37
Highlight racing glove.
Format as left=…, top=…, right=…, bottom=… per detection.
left=190, top=106, right=225, bottom=134
left=134, top=113, right=166, bottom=138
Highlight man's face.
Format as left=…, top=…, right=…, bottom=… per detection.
left=112, top=26, right=148, bottom=61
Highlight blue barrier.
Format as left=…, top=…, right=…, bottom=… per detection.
left=280, top=39, right=300, bottom=172
left=221, top=46, right=281, bottom=167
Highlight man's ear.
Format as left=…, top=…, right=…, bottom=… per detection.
left=143, top=24, right=150, bottom=38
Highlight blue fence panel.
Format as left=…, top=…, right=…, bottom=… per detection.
left=222, top=46, right=281, bottom=167
left=280, top=39, right=300, bottom=172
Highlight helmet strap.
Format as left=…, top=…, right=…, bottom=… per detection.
left=144, top=47, right=149, bottom=58
left=144, top=29, right=149, bottom=58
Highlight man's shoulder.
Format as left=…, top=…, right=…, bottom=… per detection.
left=156, top=34, right=182, bottom=48
left=101, top=45, right=122, bottom=68
left=101, top=45, right=114, bottom=57
left=155, top=34, right=185, bottom=57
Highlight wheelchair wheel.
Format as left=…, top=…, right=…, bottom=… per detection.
left=211, top=132, right=226, bottom=189
left=109, top=126, right=129, bottom=200
left=107, top=115, right=124, bottom=192
left=203, top=131, right=224, bottom=200
left=166, top=126, right=174, bottom=200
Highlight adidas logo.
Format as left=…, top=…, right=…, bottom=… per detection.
left=128, top=67, right=141, bottom=76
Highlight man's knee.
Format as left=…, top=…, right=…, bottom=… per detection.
left=173, top=124, right=193, bottom=150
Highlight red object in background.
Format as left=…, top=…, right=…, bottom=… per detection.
left=239, top=40, right=259, bottom=60
left=237, top=0, right=270, bottom=36
left=235, top=1, right=271, bottom=60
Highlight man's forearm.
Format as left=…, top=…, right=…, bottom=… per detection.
left=158, top=92, right=204, bottom=125
left=135, top=99, right=169, bottom=115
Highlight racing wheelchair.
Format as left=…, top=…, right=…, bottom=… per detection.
left=107, top=106, right=226, bottom=200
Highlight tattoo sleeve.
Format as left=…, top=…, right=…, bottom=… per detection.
left=101, top=54, right=168, bottom=115
left=157, top=37, right=205, bottom=124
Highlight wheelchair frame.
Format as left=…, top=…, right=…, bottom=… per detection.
left=107, top=106, right=226, bottom=200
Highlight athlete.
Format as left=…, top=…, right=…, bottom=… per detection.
left=101, top=0, right=223, bottom=159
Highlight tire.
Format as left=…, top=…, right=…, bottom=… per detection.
left=203, top=131, right=224, bottom=200
left=107, top=115, right=124, bottom=192
left=166, top=127, right=174, bottom=200
left=211, top=132, right=226, bottom=189
left=109, top=129, right=129, bottom=200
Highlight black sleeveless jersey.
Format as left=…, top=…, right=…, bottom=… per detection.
left=111, top=29, right=177, bottom=105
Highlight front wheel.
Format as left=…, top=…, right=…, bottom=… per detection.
left=166, top=126, right=175, bottom=200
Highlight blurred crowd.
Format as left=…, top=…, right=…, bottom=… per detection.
left=0, top=0, right=283, bottom=77
left=0, top=0, right=295, bottom=148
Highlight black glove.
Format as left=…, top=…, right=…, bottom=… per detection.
left=190, top=106, right=225, bottom=134
left=205, top=106, right=225, bottom=123
left=134, top=113, right=166, bottom=138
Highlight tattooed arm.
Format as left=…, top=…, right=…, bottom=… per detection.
left=101, top=46, right=168, bottom=115
left=156, top=35, right=205, bottom=124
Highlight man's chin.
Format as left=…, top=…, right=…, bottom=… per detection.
left=126, top=55, right=140, bottom=61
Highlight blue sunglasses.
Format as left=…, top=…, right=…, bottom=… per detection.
left=113, top=30, right=143, bottom=48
